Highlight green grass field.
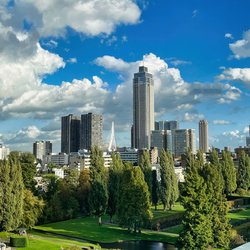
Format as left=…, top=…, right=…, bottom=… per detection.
left=228, top=208, right=250, bottom=224
left=35, top=216, right=178, bottom=245
left=0, top=231, right=100, bottom=250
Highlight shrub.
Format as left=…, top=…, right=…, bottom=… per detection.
left=10, top=236, right=28, bottom=247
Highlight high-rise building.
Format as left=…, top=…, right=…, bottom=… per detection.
left=155, top=120, right=179, bottom=131
left=61, top=114, right=80, bottom=154
left=151, top=130, right=165, bottom=151
left=33, top=141, right=52, bottom=160
left=133, top=66, right=154, bottom=149
left=199, top=120, right=209, bottom=152
left=80, top=113, right=103, bottom=150
left=0, top=144, right=10, bottom=160
left=246, top=125, right=250, bottom=147
left=172, top=129, right=196, bottom=157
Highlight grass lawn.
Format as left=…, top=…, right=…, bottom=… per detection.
left=151, top=203, right=185, bottom=220
left=228, top=208, right=250, bottom=224
left=0, top=231, right=100, bottom=250
left=34, top=216, right=178, bottom=245
left=163, top=225, right=183, bottom=234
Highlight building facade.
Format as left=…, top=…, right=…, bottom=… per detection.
left=133, top=66, right=154, bottom=149
left=199, top=120, right=209, bottom=152
left=155, top=120, right=179, bottom=130
left=33, top=141, right=52, bottom=160
left=80, top=113, right=103, bottom=150
left=172, top=129, right=196, bottom=157
left=0, top=144, right=10, bottom=160
left=61, top=114, right=80, bottom=154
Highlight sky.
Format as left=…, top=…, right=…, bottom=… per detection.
left=0, top=0, right=250, bottom=152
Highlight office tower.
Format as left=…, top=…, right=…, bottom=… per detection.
left=33, top=140, right=52, bottom=160
left=61, top=114, right=80, bottom=154
left=246, top=125, right=250, bottom=147
left=172, top=129, right=196, bottom=157
left=80, top=113, right=103, bottom=150
left=155, top=120, right=179, bottom=131
left=133, top=66, right=154, bottom=149
left=0, top=144, right=10, bottom=160
left=151, top=130, right=165, bottom=151
left=199, top=120, right=209, bottom=152
left=165, top=130, right=173, bottom=154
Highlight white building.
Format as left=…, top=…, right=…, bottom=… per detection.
left=0, top=144, right=10, bottom=160
left=117, top=147, right=138, bottom=164
left=43, top=153, right=69, bottom=166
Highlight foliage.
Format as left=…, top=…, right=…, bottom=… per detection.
left=21, top=189, right=45, bottom=228
left=10, top=236, right=28, bottom=247
left=159, top=150, right=179, bottom=210
left=221, top=150, right=237, bottom=195
left=237, top=151, right=250, bottom=190
left=0, top=159, right=24, bottom=231
left=107, top=153, right=124, bottom=221
left=139, top=151, right=152, bottom=200
left=118, top=166, right=152, bottom=233
left=151, top=169, right=159, bottom=210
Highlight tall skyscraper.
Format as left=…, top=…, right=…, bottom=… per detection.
left=199, top=120, right=209, bottom=152
left=80, top=113, right=103, bottom=150
left=172, top=129, right=196, bottom=157
left=133, top=66, right=154, bottom=149
left=155, top=120, right=179, bottom=130
left=246, top=125, right=250, bottom=147
left=61, top=114, right=80, bottom=154
left=33, top=140, right=52, bottom=160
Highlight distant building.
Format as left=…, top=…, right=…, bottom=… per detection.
left=172, top=129, right=196, bottom=157
left=33, top=141, right=52, bottom=160
left=117, top=147, right=138, bottom=164
left=246, top=125, right=250, bottom=147
left=61, top=114, right=80, bottom=154
left=133, top=66, right=154, bottom=149
left=155, top=120, right=179, bottom=130
left=43, top=153, right=69, bottom=166
left=0, top=144, right=10, bottom=160
left=199, top=120, right=209, bottom=152
left=80, top=113, right=103, bottom=150
left=151, top=130, right=173, bottom=154
left=235, top=147, right=250, bottom=158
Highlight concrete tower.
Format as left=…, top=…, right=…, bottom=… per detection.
left=61, top=114, right=80, bottom=154
left=80, top=113, right=103, bottom=150
left=133, top=66, right=154, bottom=149
left=199, top=120, right=209, bottom=152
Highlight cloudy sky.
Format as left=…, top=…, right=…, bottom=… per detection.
left=0, top=0, right=250, bottom=152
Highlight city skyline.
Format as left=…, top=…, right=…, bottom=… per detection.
left=0, top=1, right=250, bottom=152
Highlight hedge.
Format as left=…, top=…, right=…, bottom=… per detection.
left=10, top=236, right=28, bottom=247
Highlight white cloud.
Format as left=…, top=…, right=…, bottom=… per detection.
left=183, top=112, right=204, bottom=122
left=13, top=0, right=141, bottom=37
left=192, top=9, right=199, bottom=18
left=225, top=33, right=234, bottom=39
left=167, top=57, right=192, bottom=67
left=67, top=57, right=77, bottom=64
left=218, top=68, right=250, bottom=88
left=213, top=120, right=231, bottom=125
left=229, top=29, right=250, bottom=59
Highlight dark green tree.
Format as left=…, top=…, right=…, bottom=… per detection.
left=221, top=150, right=237, bottom=195
left=237, top=151, right=250, bottom=190
left=151, top=169, right=159, bottom=210
left=118, top=166, right=152, bottom=233
left=159, top=150, right=178, bottom=210
left=21, top=189, right=44, bottom=228
left=139, top=151, right=152, bottom=200
left=107, top=153, right=124, bottom=222
left=179, top=151, right=213, bottom=250
left=0, top=159, right=24, bottom=231
left=89, top=146, right=108, bottom=225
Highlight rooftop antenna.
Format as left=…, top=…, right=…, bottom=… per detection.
left=108, top=121, right=117, bottom=152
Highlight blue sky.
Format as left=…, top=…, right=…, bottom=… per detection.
left=0, top=0, right=250, bottom=152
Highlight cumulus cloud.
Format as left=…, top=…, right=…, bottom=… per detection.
left=213, top=120, right=231, bottom=125
left=229, top=29, right=250, bottom=59
left=12, top=0, right=141, bottom=37
left=218, top=68, right=250, bottom=88
left=225, top=33, right=234, bottom=39
left=183, top=112, right=204, bottom=122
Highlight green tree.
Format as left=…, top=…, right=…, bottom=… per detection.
left=89, top=146, right=108, bottom=225
left=0, top=159, right=24, bottom=231
left=151, top=169, right=159, bottom=210
left=77, top=169, right=91, bottom=215
left=118, top=166, right=152, bottom=233
left=237, top=151, right=250, bottom=190
left=221, top=150, right=237, bottom=195
left=159, top=150, right=178, bottom=210
left=21, top=189, right=44, bottom=228
left=107, top=153, right=124, bottom=222
left=179, top=151, right=213, bottom=250
left=139, top=151, right=152, bottom=200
